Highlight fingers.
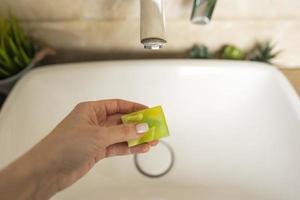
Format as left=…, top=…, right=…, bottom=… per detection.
left=92, top=99, right=148, bottom=116
left=149, top=140, right=159, bottom=147
left=104, top=123, right=149, bottom=145
left=104, top=114, right=123, bottom=126
left=105, top=141, right=159, bottom=157
left=105, top=143, right=150, bottom=157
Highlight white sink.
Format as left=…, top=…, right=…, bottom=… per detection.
left=0, top=60, right=300, bottom=200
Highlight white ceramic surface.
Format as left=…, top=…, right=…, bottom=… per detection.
left=0, top=60, right=300, bottom=200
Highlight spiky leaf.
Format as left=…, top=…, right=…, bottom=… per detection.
left=0, top=16, right=35, bottom=79
left=249, top=41, right=280, bottom=64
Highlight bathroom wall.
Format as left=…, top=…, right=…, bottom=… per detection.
left=0, top=0, right=299, bottom=68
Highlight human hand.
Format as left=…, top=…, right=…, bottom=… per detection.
left=0, top=99, right=158, bottom=200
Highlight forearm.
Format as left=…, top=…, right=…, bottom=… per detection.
left=0, top=147, right=58, bottom=200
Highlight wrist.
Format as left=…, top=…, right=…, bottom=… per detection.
left=22, top=145, right=59, bottom=200
left=0, top=146, right=59, bottom=200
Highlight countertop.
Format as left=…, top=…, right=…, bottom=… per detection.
left=282, top=69, right=300, bottom=96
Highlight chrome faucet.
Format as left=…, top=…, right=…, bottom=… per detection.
left=140, top=0, right=218, bottom=50
left=191, top=0, right=218, bottom=24
left=140, top=0, right=166, bottom=50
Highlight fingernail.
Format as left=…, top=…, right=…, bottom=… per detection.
left=136, top=123, right=149, bottom=135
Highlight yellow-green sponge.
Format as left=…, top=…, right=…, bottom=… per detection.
left=121, top=106, right=169, bottom=147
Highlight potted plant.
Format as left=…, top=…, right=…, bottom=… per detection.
left=188, top=41, right=280, bottom=64
left=0, top=16, right=54, bottom=94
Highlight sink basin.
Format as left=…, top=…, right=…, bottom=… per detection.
left=0, top=60, right=300, bottom=200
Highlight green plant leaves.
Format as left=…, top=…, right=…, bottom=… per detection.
left=221, top=45, right=246, bottom=60
left=189, top=44, right=211, bottom=59
left=248, top=41, right=280, bottom=64
left=0, top=16, right=35, bottom=79
left=188, top=41, right=280, bottom=64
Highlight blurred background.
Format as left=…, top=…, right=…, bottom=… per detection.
left=0, top=0, right=299, bottom=67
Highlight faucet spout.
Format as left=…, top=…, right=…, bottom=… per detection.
left=139, top=0, right=217, bottom=50
left=191, top=0, right=218, bottom=25
left=140, top=0, right=166, bottom=50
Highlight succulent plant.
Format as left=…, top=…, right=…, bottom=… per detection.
left=248, top=41, right=280, bottom=64
left=220, top=45, right=246, bottom=60
left=188, top=41, right=280, bottom=65
left=0, top=16, right=35, bottom=79
left=189, top=44, right=211, bottom=59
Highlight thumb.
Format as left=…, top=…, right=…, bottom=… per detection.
left=105, top=123, right=149, bottom=145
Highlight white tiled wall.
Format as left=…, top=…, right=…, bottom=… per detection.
left=0, top=0, right=299, bottom=67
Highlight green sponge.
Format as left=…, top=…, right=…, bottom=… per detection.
left=121, top=106, right=169, bottom=147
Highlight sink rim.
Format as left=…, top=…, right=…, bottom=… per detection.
left=6, top=59, right=300, bottom=119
